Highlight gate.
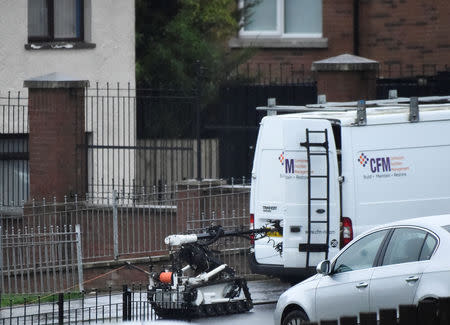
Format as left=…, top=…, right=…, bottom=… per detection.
left=376, top=71, right=450, bottom=98
left=82, top=85, right=219, bottom=200
left=0, top=224, right=83, bottom=294
left=205, top=83, right=317, bottom=180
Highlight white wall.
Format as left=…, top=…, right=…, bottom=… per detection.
left=0, top=0, right=135, bottom=92
left=0, top=0, right=136, bottom=200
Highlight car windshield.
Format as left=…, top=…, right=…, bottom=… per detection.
left=443, top=225, right=450, bottom=233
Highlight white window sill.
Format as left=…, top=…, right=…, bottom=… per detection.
left=25, top=42, right=96, bottom=50
left=228, top=37, right=328, bottom=49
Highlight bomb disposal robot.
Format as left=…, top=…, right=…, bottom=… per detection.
left=148, top=224, right=281, bottom=319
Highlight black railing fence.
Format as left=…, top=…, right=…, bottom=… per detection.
left=0, top=285, right=154, bottom=324
left=378, top=63, right=450, bottom=79
left=0, top=288, right=449, bottom=324
left=2, top=67, right=450, bottom=206
left=209, top=82, right=317, bottom=179
left=84, top=84, right=206, bottom=198
left=377, top=71, right=450, bottom=99
left=0, top=80, right=316, bottom=207
left=235, top=62, right=450, bottom=84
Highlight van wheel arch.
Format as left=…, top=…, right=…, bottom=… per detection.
left=281, top=305, right=309, bottom=325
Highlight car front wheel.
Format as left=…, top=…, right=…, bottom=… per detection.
left=282, top=310, right=309, bottom=325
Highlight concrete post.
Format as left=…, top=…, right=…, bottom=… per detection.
left=24, top=73, right=89, bottom=201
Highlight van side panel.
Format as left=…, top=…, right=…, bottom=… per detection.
left=350, top=120, right=450, bottom=236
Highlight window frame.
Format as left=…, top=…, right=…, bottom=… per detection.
left=419, top=233, right=438, bottom=261
left=0, top=134, right=30, bottom=206
left=330, top=225, right=440, bottom=275
left=239, top=0, right=323, bottom=39
left=378, top=226, right=439, bottom=266
left=28, top=0, right=85, bottom=43
left=331, top=229, right=390, bottom=274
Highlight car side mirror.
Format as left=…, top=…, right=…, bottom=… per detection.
left=316, top=260, right=330, bottom=275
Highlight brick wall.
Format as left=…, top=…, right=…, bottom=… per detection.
left=28, top=88, right=86, bottom=201
left=238, top=0, right=355, bottom=82
left=359, top=0, right=450, bottom=77
left=316, top=70, right=377, bottom=101
left=239, top=0, right=450, bottom=80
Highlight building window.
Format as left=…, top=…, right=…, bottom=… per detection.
left=241, top=0, right=322, bottom=38
left=0, top=135, right=29, bottom=206
left=28, top=0, right=84, bottom=42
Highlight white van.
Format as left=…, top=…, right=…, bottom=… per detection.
left=249, top=96, right=450, bottom=280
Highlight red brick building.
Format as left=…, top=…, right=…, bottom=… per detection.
left=230, top=0, right=450, bottom=81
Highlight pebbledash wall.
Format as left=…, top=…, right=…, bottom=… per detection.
left=0, top=0, right=135, bottom=92
left=230, top=0, right=450, bottom=80
left=0, top=0, right=136, bottom=201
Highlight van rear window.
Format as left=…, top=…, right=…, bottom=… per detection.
left=443, top=225, right=450, bottom=233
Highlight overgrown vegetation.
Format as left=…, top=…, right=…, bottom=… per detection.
left=136, top=0, right=255, bottom=98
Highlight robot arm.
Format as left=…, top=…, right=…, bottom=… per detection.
left=165, top=234, right=198, bottom=246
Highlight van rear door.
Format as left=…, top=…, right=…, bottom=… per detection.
left=279, top=118, right=340, bottom=268
left=253, top=116, right=340, bottom=269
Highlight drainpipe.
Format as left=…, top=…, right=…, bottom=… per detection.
left=353, top=0, right=360, bottom=56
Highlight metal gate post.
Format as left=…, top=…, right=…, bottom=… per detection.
left=75, top=224, right=84, bottom=292
left=196, top=99, right=202, bottom=180
left=122, top=285, right=127, bottom=321
left=195, top=61, right=203, bottom=181
left=113, top=190, right=119, bottom=260
left=127, top=289, right=132, bottom=320
left=0, top=226, right=3, bottom=295
left=58, top=292, right=64, bottom=325
left=123, top=285, right=132, bottom=321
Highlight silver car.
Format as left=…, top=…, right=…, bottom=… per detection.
left=274, top=215, right=450, bottom=325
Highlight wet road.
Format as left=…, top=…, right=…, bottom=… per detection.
left=0, top=279, right=290, bottom=324
left=123, top=303, right=277, bottom=325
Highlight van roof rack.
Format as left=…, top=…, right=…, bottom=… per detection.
left=257, top=95, right=450, bottom=114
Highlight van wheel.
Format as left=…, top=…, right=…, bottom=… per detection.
left=282, top=310, right=309, bottom=325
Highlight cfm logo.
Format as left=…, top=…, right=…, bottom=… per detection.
left=358, top=153, right=391, bottom=173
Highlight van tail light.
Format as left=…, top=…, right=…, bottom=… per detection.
left=340, top=217, right=353, bottom=249
left=250, top=214, right=255, bottom=245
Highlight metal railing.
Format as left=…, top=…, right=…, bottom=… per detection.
left=83, top=84, right=219, bottom=196
left=0, top=225, right=83, bottom=294
left=1, top=181, right=252, bottom=287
